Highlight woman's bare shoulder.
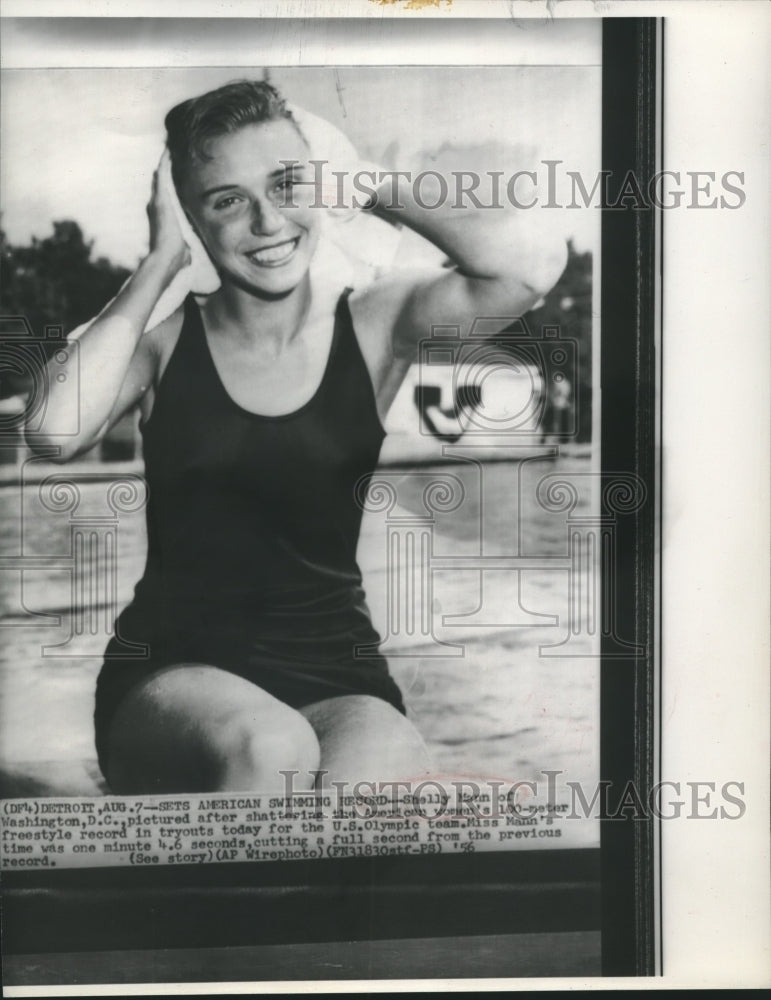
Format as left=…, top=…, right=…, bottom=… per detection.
left=346, top=266, right=444, bottom=419
left=348, top=265, right=443, bottom=342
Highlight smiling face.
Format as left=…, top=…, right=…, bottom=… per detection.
left=180, top=119, right=320, bottom=298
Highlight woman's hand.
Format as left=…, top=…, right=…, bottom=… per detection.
left=146, top=152, right=192, bottom=274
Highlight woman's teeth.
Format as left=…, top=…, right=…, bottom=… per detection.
left=248, top=238, right=298, bottom=266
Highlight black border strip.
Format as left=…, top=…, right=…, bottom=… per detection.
left=600, top=17, right=658, bottom=977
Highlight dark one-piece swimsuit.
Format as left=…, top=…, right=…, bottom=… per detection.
left=94, top=288, right=405, bottom=778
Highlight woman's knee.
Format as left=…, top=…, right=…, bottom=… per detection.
left=212, top=708, right=321, bottom=791
left=304, top=695, right=432, bottom=785
left=366, top=706, right=431, bottom=780
left=105, top=665, right=321, bottom=793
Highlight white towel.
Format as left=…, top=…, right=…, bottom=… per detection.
left=71, top=105, right=403, bottom=338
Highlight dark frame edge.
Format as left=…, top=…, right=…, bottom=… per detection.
left=600, top=16, right=659, bottom=978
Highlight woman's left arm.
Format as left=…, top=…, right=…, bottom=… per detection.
left=365, top=151, right=568, bottom=353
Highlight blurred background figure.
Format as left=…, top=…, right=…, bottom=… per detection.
left=540, top=372, right=573, bottom=446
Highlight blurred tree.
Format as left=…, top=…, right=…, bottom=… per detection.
left=0, top=220, right=130, bottom=399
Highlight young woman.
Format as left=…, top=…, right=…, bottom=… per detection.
left=31, top=81, right=567, bottom=795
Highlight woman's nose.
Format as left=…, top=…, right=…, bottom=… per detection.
left=250, top=198, right=284, bottom=236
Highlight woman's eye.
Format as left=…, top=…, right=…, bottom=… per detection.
left=214, top=196, right=241, bottom=210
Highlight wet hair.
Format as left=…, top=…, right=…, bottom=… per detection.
left=164, top=79, right=306, bottom=193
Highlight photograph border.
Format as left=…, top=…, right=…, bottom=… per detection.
left=599, top=16, right=658, bottom=978
left=0, top=11, right=659, bottom=986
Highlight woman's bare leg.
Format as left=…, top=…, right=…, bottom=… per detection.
left=105, top=664, right=320, bottom=795
left=300, top=695, right=431, bottom=789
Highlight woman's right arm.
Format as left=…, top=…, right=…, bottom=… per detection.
left=26, top=159, right=191, bottom=462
